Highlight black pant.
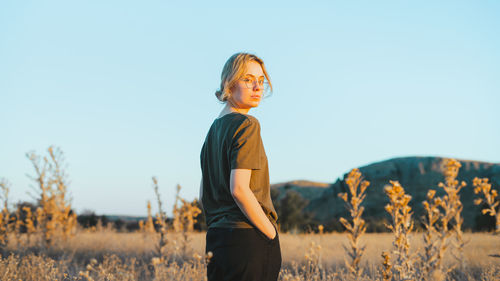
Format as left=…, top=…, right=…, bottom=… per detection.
left=206, top=227, right=282, bottom=281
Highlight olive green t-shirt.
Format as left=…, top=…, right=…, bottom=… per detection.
left=200, top=112, right=278, bottom=229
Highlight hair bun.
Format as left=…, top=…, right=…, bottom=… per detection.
left=215, top=90, right=223, bottom=101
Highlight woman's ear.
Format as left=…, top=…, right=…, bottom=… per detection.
left=225, top=88, right=233, bottom=99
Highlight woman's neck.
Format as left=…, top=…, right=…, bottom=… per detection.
left=218, top=104, right=250, bottom=118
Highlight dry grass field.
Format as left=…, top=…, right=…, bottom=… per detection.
left=1, top=151, right=499, bottom=280
left=0, top=231, right=499, bottom=280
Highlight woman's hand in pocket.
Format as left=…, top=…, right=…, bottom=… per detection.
left=265, top=224, right=277, bottom=240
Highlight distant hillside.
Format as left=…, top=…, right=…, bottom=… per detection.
left=271, top=180, right=330, bottom=202
left=271, top=156, right=500, bottom=230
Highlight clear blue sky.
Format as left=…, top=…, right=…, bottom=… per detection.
left=1, top=0, right=499, bottom=217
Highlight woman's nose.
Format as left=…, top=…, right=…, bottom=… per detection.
left=253, top=82, right=262, bottom=91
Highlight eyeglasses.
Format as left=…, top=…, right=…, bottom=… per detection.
left=240, top=78, right=270, bottom=91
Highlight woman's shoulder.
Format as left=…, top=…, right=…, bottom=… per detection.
left=217, top=112, right=260, bottom=127
left=237, top=114, right=261, bottom=131
left=243, top=113, right=260, bottom=123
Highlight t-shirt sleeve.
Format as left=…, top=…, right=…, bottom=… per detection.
left=230, top=118, right=262, bottom=170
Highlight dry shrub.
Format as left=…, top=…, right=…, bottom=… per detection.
left=383, top=180, right=416, bottom=280
left=338, top=168, right=370, bottom=279
left=171, top=184, right=201, bottom=259
left=148, top=178, right=201, bottom=263
left=440, top=161, right=466, bottom=267
left=172, top=184, right=202, bottom=233
left=419, top=158, right=468, bottom=280
left=473, top=177, right=499, bottom=234
left=439, top=159, right=467, bottom=266
left=26, top=146, right=77, bottom=247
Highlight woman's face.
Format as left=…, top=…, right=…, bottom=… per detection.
left=228, top=60, right=265, bottom=109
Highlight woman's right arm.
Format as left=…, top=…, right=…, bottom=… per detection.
left=230, top=169, right=276, bottom=239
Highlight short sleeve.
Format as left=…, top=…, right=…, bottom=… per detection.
left=230, top=118, right=262, bottom=170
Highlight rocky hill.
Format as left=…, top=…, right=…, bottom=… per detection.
left=271, top=156, right=500, bottom=230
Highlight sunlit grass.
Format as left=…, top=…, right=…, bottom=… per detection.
left=1, top=149, right=499, bottom=280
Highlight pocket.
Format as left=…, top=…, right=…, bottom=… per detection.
left=255, top=226, right=278, bottom=243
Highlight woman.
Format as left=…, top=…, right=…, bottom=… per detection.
left=200, top=52, right=281, bottom=281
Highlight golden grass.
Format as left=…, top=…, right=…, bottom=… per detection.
left=2, top=149, right=499, bottom=280
left=1, top=232, right=499, bottom=280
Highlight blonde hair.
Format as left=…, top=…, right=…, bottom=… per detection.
left=215, top=52, right=273, bottom=102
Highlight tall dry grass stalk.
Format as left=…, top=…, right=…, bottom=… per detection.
left=150, top=178, right=201, bottom=262
left=383, top=180, right=415, bottom=280
left=144, top=177, right=208, bottom=278
left=419, top=158, right=467, bottom=280
left=473, top=177, right=499, bottom=234
left=338, top=168, right=370, bottom=279
left=172, top=184, right=202, bottom=233
left=138, top=201, right=155, bottom=235
left=172, top=184, right=201, bottom=258
left=421, top=189, right=445, bottom=280
left=0, top=178, right=12, bottom=252
left=26, top=146, right=77, bottom=247
left=13, top=208, right=23, bottom=247
left=303, top=241, right=322, bottom=278
left=21, top=206, right=36, bottom=246
left=152, top=176, right=169, bottom=260
left=439, top=159, right=467, bottom=266
left=381, top=251, right=392, bottom=281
